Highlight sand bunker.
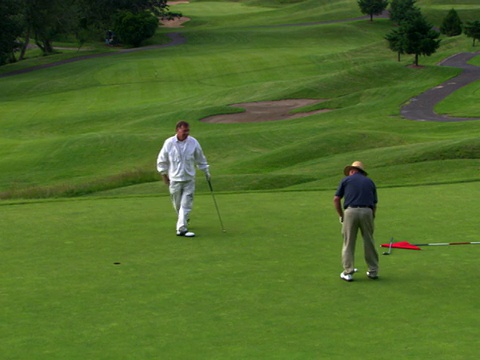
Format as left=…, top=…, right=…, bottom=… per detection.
left=161, top=1, right=190, bottom=27
left=200, top=99, right=330, bottom=123
left=159, top=16, right=191, bottom=27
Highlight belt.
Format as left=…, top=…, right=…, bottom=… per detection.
left=347, top=205, right=372, bottom=209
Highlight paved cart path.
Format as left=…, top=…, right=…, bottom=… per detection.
left=0, top=32, right=186, bottom=79
left=401, top=52, right=480, bottom=122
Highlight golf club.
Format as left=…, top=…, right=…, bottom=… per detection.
left=206, top=176, right=226, bottom=232
left=383, top=237, right=394, bottom=255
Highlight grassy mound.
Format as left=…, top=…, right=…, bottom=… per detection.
left=0, top=0, right=479, bottom=200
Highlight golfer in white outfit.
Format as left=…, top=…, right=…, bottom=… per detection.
left=157, top=121, right=210, bottom=237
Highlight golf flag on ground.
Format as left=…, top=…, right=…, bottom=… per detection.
left=381, top=241, right=421, bottom=250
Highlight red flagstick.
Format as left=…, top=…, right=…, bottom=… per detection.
left=381, top=241, right=480, bottom=250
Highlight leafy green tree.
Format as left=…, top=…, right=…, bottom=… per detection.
left=440, top=8, right=462, bottom=37
left=464, top=20, right=480, bottom=46
left=0, top=0, right=24, bottom=65
left=19, top=0, right=79, bottom=56
left=76, top=0, right=177, bottom=42
left=78, top=0, right=171, bottom=26
left=389, top=0, right=419, bottom=25
left=113, top=11, right=159, bottom=47
left=357, top=0, right=389, bottom=21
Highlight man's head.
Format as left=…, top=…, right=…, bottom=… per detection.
left=343, top=161, right=367, bottom=176
left=176, top=121, right=190, bottom=141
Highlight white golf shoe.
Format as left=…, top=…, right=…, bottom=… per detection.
left=176, top=230, right=195, bottom=237
left=340, top=272, right=353, bottom=282
left=340, top=268, right=358, bottom=282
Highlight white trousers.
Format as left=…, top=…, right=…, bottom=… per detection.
left=169, top=180, right=195, bottom=232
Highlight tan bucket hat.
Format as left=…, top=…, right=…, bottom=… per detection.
left=344, top=161, right=367, bottom=176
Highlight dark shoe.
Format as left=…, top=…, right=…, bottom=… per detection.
left=367, top=271, right=378, bottom=280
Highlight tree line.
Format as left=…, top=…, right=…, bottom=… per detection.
left=3, top=0, right=480, bottom=68
left=0, top=0, right=181, bottom=66
left=358, top=0, right=480, bottom=66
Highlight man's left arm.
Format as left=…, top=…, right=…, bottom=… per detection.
left=372, top=182, right=378, bottom=218
left=194, top=143, right=210, bottom=179
left=333, top=196, right=344, bottom=223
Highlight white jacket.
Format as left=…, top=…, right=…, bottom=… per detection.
left=157, top=135, right=209, bottom=181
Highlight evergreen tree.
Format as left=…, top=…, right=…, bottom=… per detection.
left=385, top=27, right=406, bottom=61
left=389, top=0, right=418, bottom=25
left=440, top=8, right=463, bottom=37
left=386, top=10, right=441, bottom=66
left=402, top=12, right=441, bottom=66
left=464, top=20, right=480, bottom=46
left=357, top=0, right=389, bottom=22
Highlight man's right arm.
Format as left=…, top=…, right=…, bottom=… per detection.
left=161, top=173, right=170, bottom=185
left=157, top=140, right=170, bottom=184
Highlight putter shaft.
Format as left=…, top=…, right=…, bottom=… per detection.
left=383, top=237, right=394, bottom=255
left=207, top=177, right=225, bottom=232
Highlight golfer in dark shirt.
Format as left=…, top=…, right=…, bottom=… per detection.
left=334, top=161, right=379, bottom=282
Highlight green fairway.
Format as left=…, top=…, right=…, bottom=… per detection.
left=1, top=0, right=480, bottom=358
left=0, top=0, right=479, bottom=197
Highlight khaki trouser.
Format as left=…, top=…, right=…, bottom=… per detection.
left=341, top=207, right=379, bottom=275
left=169, top=180, right=195, bottom=232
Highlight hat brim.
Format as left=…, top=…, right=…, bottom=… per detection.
left=344, top=166, right=367, bottom=176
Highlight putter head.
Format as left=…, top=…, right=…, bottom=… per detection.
left=382, top=252, right=390, bottom=255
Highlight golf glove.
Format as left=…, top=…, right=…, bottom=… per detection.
left=205, top=169, right=211, bottom=181
left=339, top=216, right=343, bottom=224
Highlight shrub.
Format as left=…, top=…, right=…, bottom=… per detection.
left=113, top=10, right=159, bottom=47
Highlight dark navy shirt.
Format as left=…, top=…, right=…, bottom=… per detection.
left=335, top=173, right=377, bottom=209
